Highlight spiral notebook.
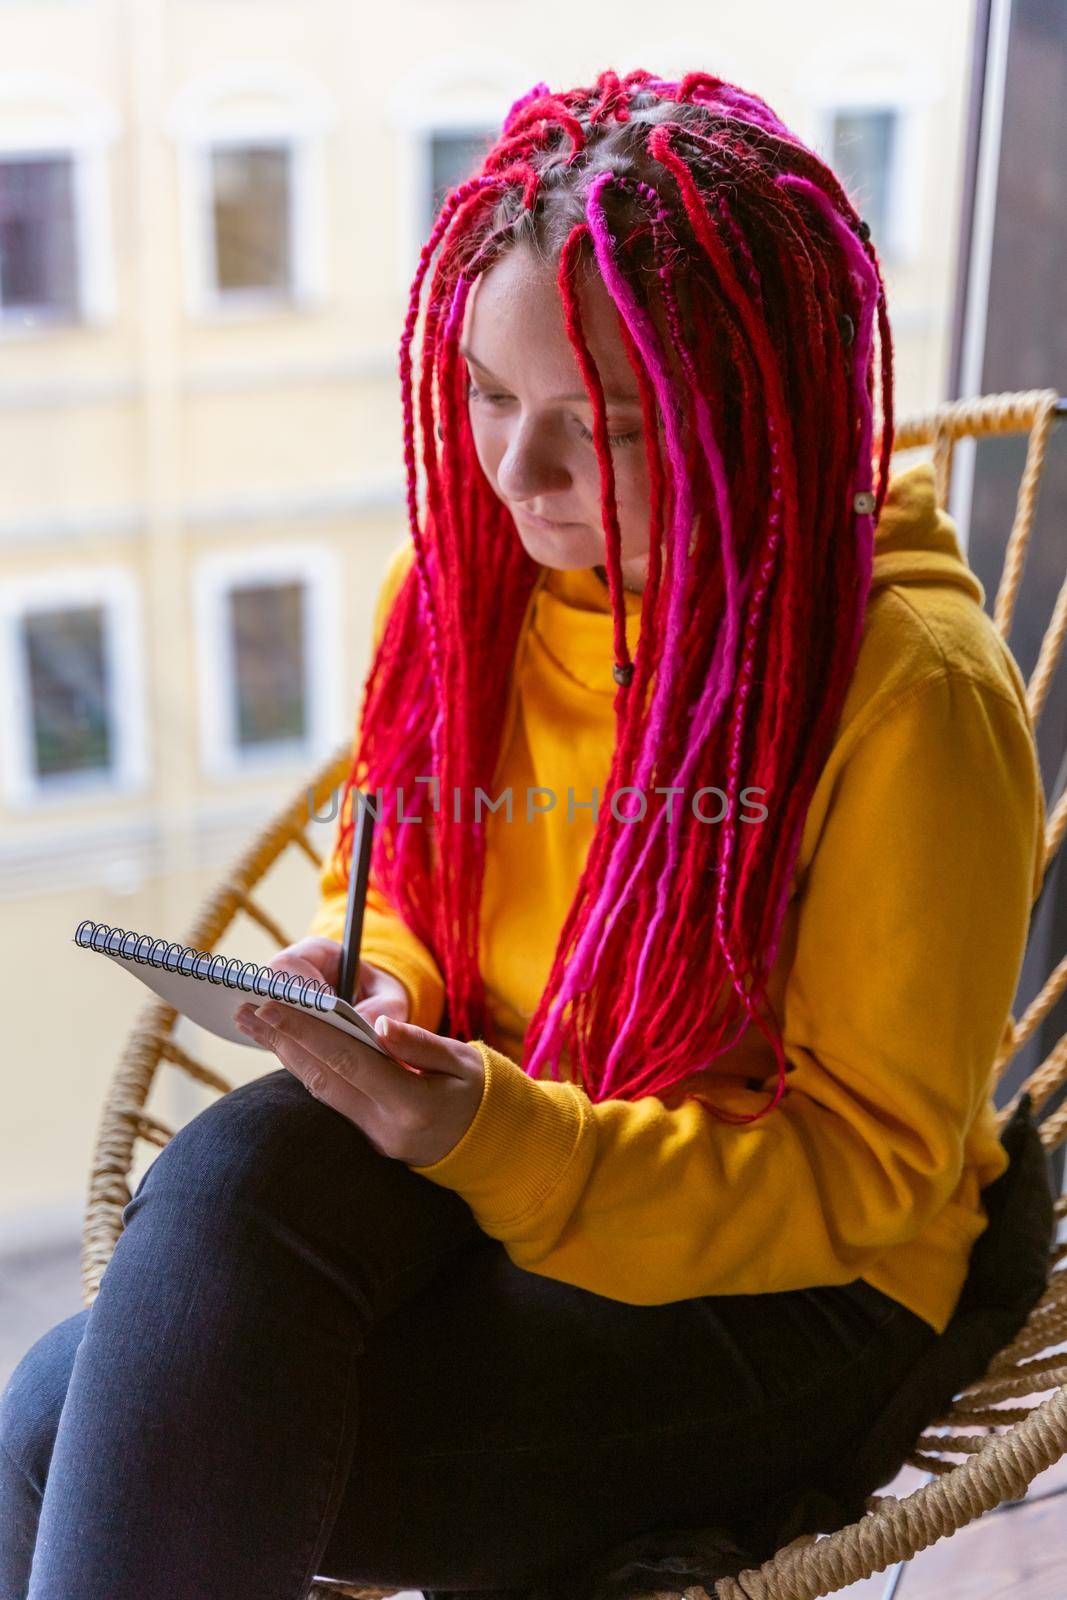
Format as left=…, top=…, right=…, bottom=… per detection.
left=72, top=919, right=394, bottom=1056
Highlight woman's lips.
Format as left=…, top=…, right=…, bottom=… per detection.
left=517, top=509, right=583, bottom=530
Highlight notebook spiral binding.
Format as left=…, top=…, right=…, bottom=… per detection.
left=73, top=919, right=336, bottom=1012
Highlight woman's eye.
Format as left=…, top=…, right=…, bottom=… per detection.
left=467, top=381, right=639, bottom=448
left=574, top=418, right=642, bottom=449
left=466, top=381, right=509, bottom=406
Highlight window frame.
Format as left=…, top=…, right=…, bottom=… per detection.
left=0, top=72, right=119, bottom=337
left=0, top=566, right=148, bottom=810
left=193, top=543, right=342, bottom=783
left=418, top=122, right=499, bottom=244
left=168, top=65, right=333, bottom=322
left=819, top=101, right=910, bottom=264
left=387, top=52, right=533, bottom=292
left=797, top=54, right=935, bottom=269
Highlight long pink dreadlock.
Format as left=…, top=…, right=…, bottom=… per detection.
left=330, top=67, right=894, bottom=1124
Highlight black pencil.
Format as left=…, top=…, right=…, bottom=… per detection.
left=337, top=789, right=375, bottom=1004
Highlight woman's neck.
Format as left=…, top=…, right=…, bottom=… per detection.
left=592, top=563, right=644, bottom=596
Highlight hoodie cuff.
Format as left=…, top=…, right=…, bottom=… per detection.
left=405, top=1039, right=591, bottom=1232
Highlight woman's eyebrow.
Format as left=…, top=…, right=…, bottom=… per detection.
left=459, top=343, right=640, bottom=407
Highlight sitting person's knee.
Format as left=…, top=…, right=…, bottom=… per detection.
left=120, top=1065, right=383, bottom=1234
left=0, top=1311, right=87, bottom=1494
left=124, top=1069, right=315, bottom=1216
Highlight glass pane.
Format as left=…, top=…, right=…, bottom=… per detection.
left=21, top=606, right=112, bottom=779
left=428, top=129, right=493, bottom=230
left=831, top=109, right=895, bottom=252
left=0, top=155, right=79, bottom=317
left=210, top=144, right=292, bottom=295
left=229, top=581, right=307, bottom=748
left=959, top=0, right=1067, bottom=1154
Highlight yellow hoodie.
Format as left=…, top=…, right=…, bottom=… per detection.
left=305, top=462, right=1045, bottom=1336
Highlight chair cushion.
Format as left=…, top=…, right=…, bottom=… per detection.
left=469, top=1093, right=1058, bottom=1600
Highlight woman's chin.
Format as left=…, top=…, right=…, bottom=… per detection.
left=514, top=523, right=597, bottom=569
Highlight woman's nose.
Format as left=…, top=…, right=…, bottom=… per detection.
left=495, top=418, right=572, bottom=504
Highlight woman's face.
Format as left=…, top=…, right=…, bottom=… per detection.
left=460, top=242, right=654, bottom=591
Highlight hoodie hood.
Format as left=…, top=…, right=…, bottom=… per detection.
left=869, top=460, right=984, bottom=606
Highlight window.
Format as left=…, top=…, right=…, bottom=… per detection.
left=23, top=604, right=111, bottom=777
left=797, top=52, right=933, bottom=270
left=229, top=579, right=307, bottom=748
left=388, top=52, right=534, bottom=287
left=194, top=546, right=342, bottom=780
left=829, top=108, right=899, bottom=259
left=0, top=568, right=148, bottom=808
left=168, top=66, right=333, bottom=320
left=425, top=127, right=494, bottom=234
left=0, top=155, right=79, bottom=322
left=0, top=75, right=119, bottom=334
left=210, top=143, right=293, bottom=298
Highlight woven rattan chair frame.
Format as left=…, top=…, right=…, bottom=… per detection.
left=79, top=390, right=1067, bottom=1600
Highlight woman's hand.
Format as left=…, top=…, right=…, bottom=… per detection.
left=234, top=999, right=485, bottom=1166
left=256, top=936, right=412, bottom=1027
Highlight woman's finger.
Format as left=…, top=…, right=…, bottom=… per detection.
left=261, top=954, right=331, bottom=990
left=236, top=1007, right=485, bottom=1165
left=242, top=1010, right=386, bottom=1122
left=352, top=962, right=411, bottom=1027
left=353, top=993, right=408, bottom=1030
left=243, top=1003, right=419, bottom=1109
left=267, top=938, right=342, bottom=990
left=374, top=1016, right=476, bottom=1078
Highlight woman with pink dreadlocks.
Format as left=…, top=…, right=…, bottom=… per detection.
left=1, top=70, right=1045, bottom=1600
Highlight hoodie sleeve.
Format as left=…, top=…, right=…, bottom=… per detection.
left=303, top=543, right=445, bottom=1032
left=406, top=669, right=1043, bottom=1307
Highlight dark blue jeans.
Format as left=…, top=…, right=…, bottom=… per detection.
left=0, top=1066, right=939, bottom=1599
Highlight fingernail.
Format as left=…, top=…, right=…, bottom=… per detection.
left=375, top=1015, right=391, bottom=1036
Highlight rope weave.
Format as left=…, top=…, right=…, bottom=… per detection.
left=1004, top=952, right=1067, bottom=1059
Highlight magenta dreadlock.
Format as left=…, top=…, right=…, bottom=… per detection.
left=330, top=66, right=894, bottom=1124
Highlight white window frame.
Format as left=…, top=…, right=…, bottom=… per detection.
left=0, top=72, right=119, bottom=336
left=0, top=566, right=148, bottom=811
left=168, top=65, right=333, bottom=322
left=410, top=118, right=500, bottom=259
left=388, top=51, right=534, bottom=294
left=818, top=102, right=910, bottom=263
left=796, top=51, right=936, bottom=270
left=194, top=544, right=343, bottom=783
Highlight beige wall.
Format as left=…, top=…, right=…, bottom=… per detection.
left=0, top=0, right=976, bottom=1243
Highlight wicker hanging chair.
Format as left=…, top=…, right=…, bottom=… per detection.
left=81, top=389, right=1067, bottom=1600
